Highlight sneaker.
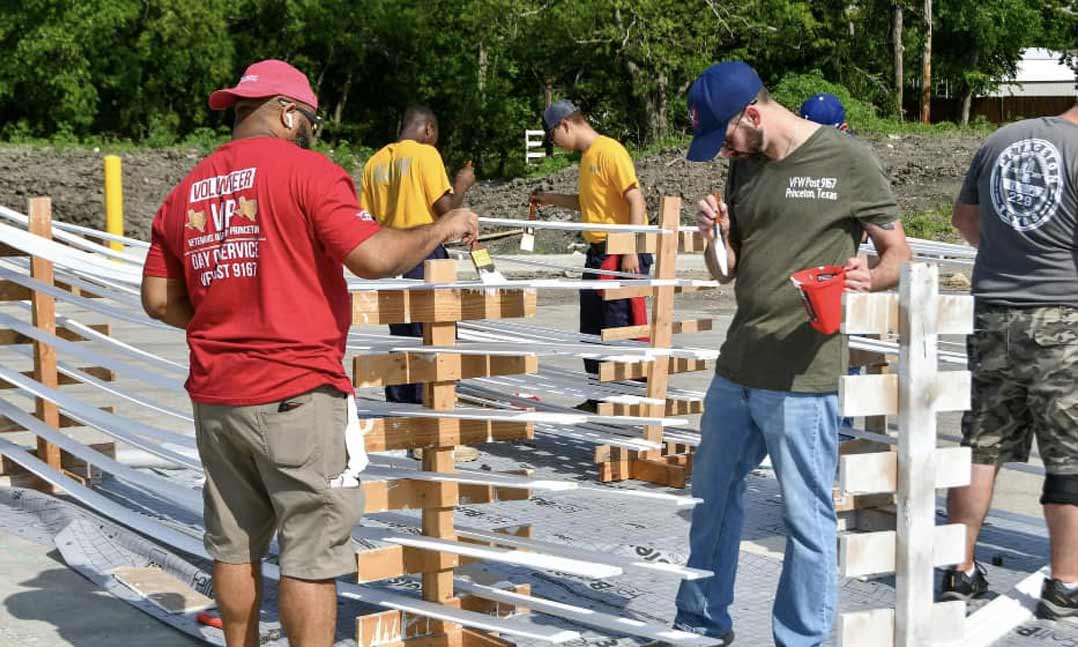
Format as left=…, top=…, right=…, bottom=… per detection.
left=642, top=631, right=733, bottom=647
left=573, top=400, right=599, bottom=413
left=940, top=563, right=990, bottom=601
left=1037, top=578, right=1078, bottom=620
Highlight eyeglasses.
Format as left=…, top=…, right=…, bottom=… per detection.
left=722, top=99, right=758, bottom=154
left=278, top=98, right=322, bottom=135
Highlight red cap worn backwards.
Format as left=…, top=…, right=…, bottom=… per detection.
left=209, top=59, right=318, bottom=111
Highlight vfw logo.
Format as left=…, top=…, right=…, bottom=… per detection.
left=990, top=138, right=1064, bottom=232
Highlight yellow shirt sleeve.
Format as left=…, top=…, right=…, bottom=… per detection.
left=416, top=146, right=453, bottom=209
left=359, top=162, right=373, bottom=209
left=602, top=142, right=639, bottom=196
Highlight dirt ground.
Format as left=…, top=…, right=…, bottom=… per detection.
left=0, top=133, right=982, bottom=245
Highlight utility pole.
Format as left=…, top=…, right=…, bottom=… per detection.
left=894, top=2, right=905, bottom=119
left=920, top=0, right=932, bottom=124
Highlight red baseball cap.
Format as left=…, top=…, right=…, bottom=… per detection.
left=209, top=59, right=318, bottom=111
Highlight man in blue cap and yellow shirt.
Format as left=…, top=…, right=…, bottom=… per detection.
left=531, top=100, right=652, bottom=386
left=674, top=62, right=912, bottom=646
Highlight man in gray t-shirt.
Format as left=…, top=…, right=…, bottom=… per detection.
left=959, top=117, right=1078, bottom=305
left=943, top=105, right=1078, bottom=619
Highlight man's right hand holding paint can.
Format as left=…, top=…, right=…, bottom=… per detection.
left=842, top=255, right=871, bottom=292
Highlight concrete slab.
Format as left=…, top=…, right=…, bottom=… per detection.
left=0, top=285, right=1063, bottom=647
left=0, top=529, right=201, bottom=646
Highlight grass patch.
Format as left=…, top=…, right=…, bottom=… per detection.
left=317, top=140, right=377, bottom=175
left=772, top=71, right=995, bottom=138
left=522, top=150, right=577, bottom=179
left=519, top=133, right=695, bottom=179
left=859, top=117, right=995, bottom=138
left=902, top=204, right=960, bottom=241
left=0, top=75, right=992, bottom=183
left=630, top=133, right=692, bottom=157
left=0, top=128, right=374, bottom=174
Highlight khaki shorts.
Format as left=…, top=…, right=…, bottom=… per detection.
left=193, top=385, right=364, bottom=580
left=962, top=304, right=1078, bottom=476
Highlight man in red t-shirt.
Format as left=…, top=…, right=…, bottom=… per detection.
left=141, top=59, right=478, bottom=647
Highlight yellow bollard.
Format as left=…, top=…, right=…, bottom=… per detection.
left=103, top=155, right=124, bottom=254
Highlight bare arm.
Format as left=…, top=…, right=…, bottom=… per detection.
left=450, top=160, right=475, bottom=210
left=855, top=221, right=913, bottom=291
left=619, top=187, right=648, bottom=274
left=531, top=191, right=581, bottom=211
left=625, top=187, right=646, bottom=226
left=433, top=191, right=454, bottom=217
left=696, top=195, right=736, bottom=283
left=951, top=200, right=981, bottom=247
left=433, top=161, right=478, bottom=215
left=343, top=209, right=478, bottom=279
left=141, top=276, right=193, bottom=329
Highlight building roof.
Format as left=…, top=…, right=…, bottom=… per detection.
left=992, top=48, right=1076, bottom=97
left=1013, top=48, right=1075, bottom=83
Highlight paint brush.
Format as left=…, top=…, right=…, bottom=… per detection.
left=520, top=198, right=538, bottom=252
left=710, top=192, right=728, bottom=276
left=469, top=239, right=507, bottom=284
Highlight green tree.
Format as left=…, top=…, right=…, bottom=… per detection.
left=0, top=0, right=234, bottom=140
left=1039, top=1, right=1078, bottom=74
left=935, top=0, right=1045, bottom=125
left=2, top=0, right=1057, bottom=173
left=0, top=0, right=130, bottom=135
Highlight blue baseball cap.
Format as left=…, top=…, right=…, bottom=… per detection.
left=686, top=61, right=763, bottom=162
left=800, top=93, right=846, bottom=127
left=543, top=99, right=579, bottom=142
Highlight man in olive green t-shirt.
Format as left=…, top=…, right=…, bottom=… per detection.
left=673, top=62, right=912, bottom=647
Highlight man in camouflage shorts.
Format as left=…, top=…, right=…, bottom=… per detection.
left=944, top=103, right=1078, bottom=620
left=965, top=307, right=1078, bottom=475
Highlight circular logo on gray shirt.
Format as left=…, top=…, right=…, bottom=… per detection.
left=989, top=138, right=1064, bottom=232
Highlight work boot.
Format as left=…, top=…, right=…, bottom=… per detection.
left=940, top=562, right=989, bottom=602
left=1037, top=578, right=1078, bottom=620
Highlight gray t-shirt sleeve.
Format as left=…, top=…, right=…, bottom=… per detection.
left=847, top=144, right=901, bottom=227
left=958, top=145, right=987, bottom=205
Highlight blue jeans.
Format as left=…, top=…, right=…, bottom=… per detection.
left=580, top=244, right=653, bottom=374
left=385, top=245, right=449, bottom=404
left=675, top=374, right=840, bottom=647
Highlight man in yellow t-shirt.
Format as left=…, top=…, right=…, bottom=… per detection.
left=361, top=106, right=476, bottom=403
left=531, top=100, right=652, bottom=389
